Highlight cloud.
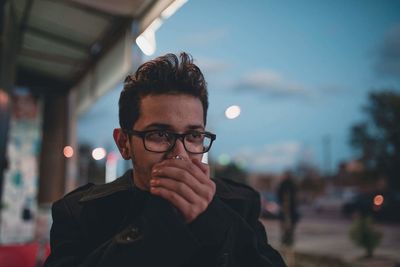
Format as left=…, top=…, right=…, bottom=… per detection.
left=234, top=70, right=309, bottom=99
left=374, top=25, right=400, bottom=80
left=232, top=69, right=351, bottom=100
left=317, top=84, right=349, bottom=96
left=232, top=141, right=303, bottom=172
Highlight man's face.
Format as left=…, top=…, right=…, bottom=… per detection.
left=127, top=94, right=205, bottom=190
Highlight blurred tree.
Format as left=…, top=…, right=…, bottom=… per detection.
left=295, top=160, right=320, bottom=180
left=295, top=161, right=323, bottom=203
left=214, top=162, right=248, bottom=185
left=350, top=90, right=400, bottom=191
left=349, top=216, right=382, bottom=258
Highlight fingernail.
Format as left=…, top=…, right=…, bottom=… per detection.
left=150, top=187, right=158, bottom=193
left=150, top=179, right=158, bottom=186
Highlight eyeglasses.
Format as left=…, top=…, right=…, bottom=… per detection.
left=124, top=129, right=216, bottom=154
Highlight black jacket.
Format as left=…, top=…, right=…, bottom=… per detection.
left=43, top=170, right=286, bottom=267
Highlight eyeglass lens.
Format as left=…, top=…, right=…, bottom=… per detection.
left=144, top=131, right=211, bottom=153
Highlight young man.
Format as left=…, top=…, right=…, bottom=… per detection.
left=44, top=53, right=286, bottom=267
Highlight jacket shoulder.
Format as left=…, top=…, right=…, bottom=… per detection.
left=50, top=183, right=95, bottom=224
left=64, top=183, right=95, bottom=201
left=52, top=183, right=94, bottom=210
left=66, top=183, right=95, bottom=197
left=55, top=170, right=132, bottom=206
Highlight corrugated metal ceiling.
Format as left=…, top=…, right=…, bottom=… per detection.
left=13, top=0, right=170, bottom=90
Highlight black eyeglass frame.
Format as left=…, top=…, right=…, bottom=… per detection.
left=123, top=129, right=216, bottom=154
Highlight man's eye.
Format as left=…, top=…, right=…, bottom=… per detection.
left=187, top=132, right=204, bottom=141
left=191, top=132, right=202, bottom=138
left=147, top=131, right=169, bottom=141
left=156, top=131, right=168, bottom=137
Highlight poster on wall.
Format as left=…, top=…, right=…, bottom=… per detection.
left=0, top=89, right=42, bottom=243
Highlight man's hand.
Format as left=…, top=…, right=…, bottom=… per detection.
left=149, top=158, right=216, bottom=223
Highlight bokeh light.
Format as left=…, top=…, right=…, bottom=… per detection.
left=218, top=153, right=231, bottom=166
left=63, top=146, right=74, bottom=158
left=92, top=147, right=106, bottom=160
left=373, top=194, right=384, bottom=206
left=225, top=105, right=241, bottom=119
left=106, top=151, right=118, bottom=163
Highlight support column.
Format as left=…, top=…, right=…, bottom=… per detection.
left=65, top=89, right=79, bottom=193
left=0, top=0, right=18, bottom=205
left=38, top=92, right=68, bottom=204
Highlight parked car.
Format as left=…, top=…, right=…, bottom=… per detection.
left=313, top=187, right=356, bottom=213
left=260, top=192, right=281, bottom=219
left=342, top=191, right=400, bottom=222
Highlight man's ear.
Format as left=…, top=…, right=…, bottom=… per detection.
left=113, top=128, right=131, bottom=160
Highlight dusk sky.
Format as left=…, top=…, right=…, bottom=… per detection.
left=78, top=0, right=400, bottom=174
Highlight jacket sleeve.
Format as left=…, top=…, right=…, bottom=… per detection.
left=43, top=196, right=203, bottom=267
left=188, top=193, right=287, bottom=267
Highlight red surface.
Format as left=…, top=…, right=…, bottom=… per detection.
left=0, top=243, right=50, bottom=267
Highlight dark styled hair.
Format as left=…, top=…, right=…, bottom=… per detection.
left=119, top=52, right=208, bottom=130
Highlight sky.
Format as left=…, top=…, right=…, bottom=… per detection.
left=78, top=0, right=400, bottom=174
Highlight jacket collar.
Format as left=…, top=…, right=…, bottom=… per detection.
left=79, top=170, right=134, bottom=202
left=79, top=169, right=244, bottom=202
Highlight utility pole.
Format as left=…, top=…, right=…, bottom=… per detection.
left=322, top=135, right=332, bottom=177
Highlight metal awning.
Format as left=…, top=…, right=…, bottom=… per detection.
left=13, top=0, right=177, bottom=93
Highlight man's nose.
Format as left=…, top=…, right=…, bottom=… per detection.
left=169, top=137, right=188, bottom=158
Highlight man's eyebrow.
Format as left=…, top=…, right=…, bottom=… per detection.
left=142, top=123, right=204, bottom=131
left=187, top=125, right=204, bottom=130
left=143, top=123, right=171, bottom=130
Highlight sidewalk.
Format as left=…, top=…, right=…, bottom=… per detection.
left=261, top=214, right=400, bottom=266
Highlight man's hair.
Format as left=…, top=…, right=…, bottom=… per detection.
left=119, top=52, right=208, bottom=130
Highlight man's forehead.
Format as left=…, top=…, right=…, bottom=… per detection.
left=135, top=94, right=205, bottom=130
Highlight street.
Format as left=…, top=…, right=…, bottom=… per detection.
left=261, top=207, right=400, bottom=265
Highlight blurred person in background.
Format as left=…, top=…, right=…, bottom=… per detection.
left=277, top=171, right=299, bottom=245
left=277, top=171, right=299, bottom=267
left=43, top=53, right=286, bottom=267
